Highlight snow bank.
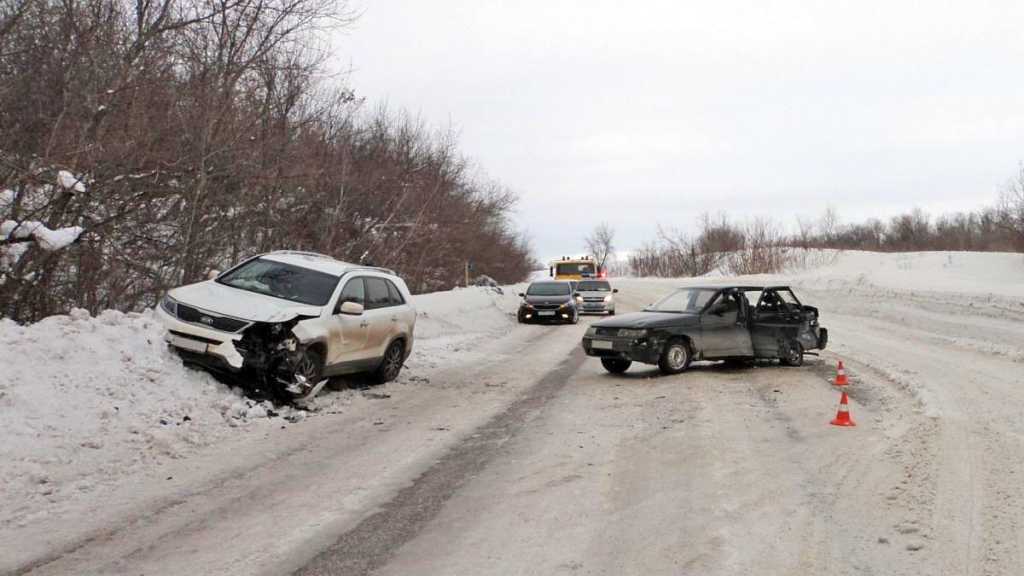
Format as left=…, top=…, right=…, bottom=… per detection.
left=0, top=285, right=524, bottom=527
left=0, top=309, right=298, bottom=526
left=790, top=250, right=1024, bottom=300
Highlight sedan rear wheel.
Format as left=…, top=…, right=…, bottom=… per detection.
left=658, top=340, right=691, bottom=375
left=780, top=340, right=804, bottom=367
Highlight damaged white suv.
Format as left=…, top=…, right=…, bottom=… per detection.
left=156, top=251, right=416, bottom=400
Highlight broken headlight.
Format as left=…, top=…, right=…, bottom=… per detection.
left=160, top=294, right=178, bottom=317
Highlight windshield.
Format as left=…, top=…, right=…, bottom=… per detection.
left=645, top=288, right=718, bottom=313
left=577, top=280, right=611, bottom=292
left=555, top=262, right=596, bottom=276
left=217, top=258, right=339, bottom=306
left=527, top=282, right=571, bottom=296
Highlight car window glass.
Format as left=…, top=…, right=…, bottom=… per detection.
left=743, top=289, right=762, bottom=308
left=365, top=277, right=392, bottom=310
left=693, top=290, right=716, bottom=310
left=778, top=289, right=800, bottom=306
left=527, top=282, right=571, bottom=296
left=218, top=257, right=339, bottom=306
left=577, top=281, right=611, bottom=292
left=756, top=289, right=784, bottom=313
left=387, top=280, right=405, bottom=305
left=335, top=277, right=365, bottom=312
left=646, top=288, right=717, bottom=312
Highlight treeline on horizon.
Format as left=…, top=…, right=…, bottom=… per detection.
left=0, top=0, right=534, bottom=323
left=630, top=177, right=1024, bottom=278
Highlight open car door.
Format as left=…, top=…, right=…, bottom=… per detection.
left=750, top=287, right=806, bottom=358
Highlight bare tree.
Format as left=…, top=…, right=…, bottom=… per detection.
left=584, top=222, right=615, bottom=270
left=998, top=164, right=1024, bottom=250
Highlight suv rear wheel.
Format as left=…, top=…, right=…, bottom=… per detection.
left=374, top=340, right=405, bottom=383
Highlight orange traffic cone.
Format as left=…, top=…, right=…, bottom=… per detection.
left=830, top=391, right=856, bottom=427
left=834, top=360, right=849, bottom=386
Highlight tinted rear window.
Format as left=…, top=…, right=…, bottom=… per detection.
left=365, top=278, right=391, bottom=310
left=577, top=281, right=611, bottom=292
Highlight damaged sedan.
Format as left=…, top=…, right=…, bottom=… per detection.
left=581, top=285, right=828, bottom=375
left=156, top=251, right=416, bottom=400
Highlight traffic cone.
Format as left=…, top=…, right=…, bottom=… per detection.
left=834, top=360, right=849, bottom=386
left=830, top=391, right=856, bottom=427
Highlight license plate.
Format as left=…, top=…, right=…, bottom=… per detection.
left=168, top=334, right=208, bottom=353
left=538, top=311, right=556, bottom=317
left=591, top=340, right=614, bottom=350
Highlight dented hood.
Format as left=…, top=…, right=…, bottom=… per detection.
left=168, top=280, right=323, bottom=323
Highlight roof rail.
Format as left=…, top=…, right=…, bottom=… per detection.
left=268, top=250, right=335, bottom=260
left=345, top=265, right=398, bottom=276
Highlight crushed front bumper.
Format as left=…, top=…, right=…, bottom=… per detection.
left=581, top=335, right=661, bottom=364
left=155, top=305, right=246, bottom=369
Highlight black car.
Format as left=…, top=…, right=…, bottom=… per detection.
left=518, top=281, right=580, bottom=324
left=581, top=285, right=828, bottom=375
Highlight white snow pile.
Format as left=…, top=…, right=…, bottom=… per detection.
left=0, top=309, right=308, bottom=527
left=56, top=170, right=86, bottom=194
left=406, top=284, right=524, bottom=369
left=0, top=285, right=524, bottom=526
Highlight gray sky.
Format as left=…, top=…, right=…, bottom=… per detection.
left=334, top=0, right=1024, bottom=261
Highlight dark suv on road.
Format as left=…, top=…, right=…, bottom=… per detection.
left=581, top=285, right=828, bottom=375
left=518, top=281, right=579, bottom=324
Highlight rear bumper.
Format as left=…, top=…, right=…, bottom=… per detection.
left=581, top=336, right=661, bottom=364
left=155, top=305, right=246, bottom=369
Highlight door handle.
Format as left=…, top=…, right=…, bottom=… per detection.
left=390, top=316, right=398, bottom=322
left=360, top=321, right=370, bottom=328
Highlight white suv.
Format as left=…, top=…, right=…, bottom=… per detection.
left=156, top=251, right=416, bottom=399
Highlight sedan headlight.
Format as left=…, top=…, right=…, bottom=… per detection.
left=603, top=295, right=612, bottom=303
left=160, top=294, right=178, bottom=317
left=585, top=326, right=597, bottom=337
left=618, top=328, right=648, bottom=339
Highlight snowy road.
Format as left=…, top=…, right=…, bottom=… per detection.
left=6, top=255, right=1024, bottom=576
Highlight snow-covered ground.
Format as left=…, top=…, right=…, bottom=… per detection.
left=5, top=250, right=1024, bottom=576
left=0, top=284, right=523, bottom=544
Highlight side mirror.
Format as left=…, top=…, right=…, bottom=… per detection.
left=339, top=301, right=364, bottom=316
left=612, top=289, right=619, bottom=294
left=518, top=292, right=526, bottom=298
left=207, top=269, right=221, bottom=280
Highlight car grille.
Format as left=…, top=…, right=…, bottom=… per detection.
left=175, top=304, right=250, bottom=333
left=583, top=297, right=606, bottom=303
left=533, top=303, right=563, bottom=310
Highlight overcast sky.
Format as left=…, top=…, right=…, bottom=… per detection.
left=334, top=1, right=1024, bottom=261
